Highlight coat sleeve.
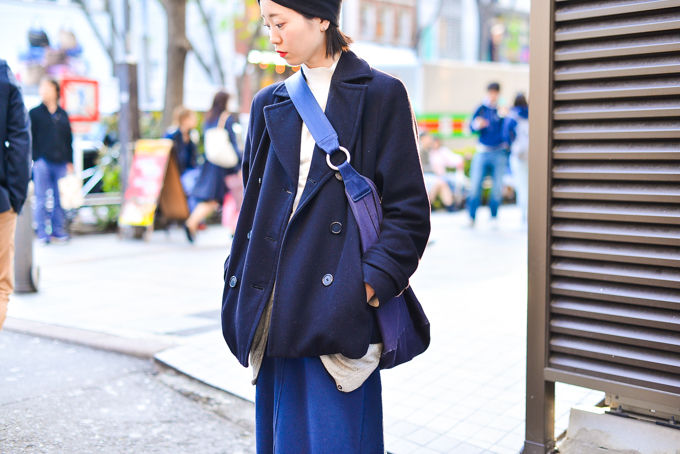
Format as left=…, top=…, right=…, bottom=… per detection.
left=362, top=78, right=431, bottom=306
left=469, top=105, right=484, bottom=132
left=4, top=64, right=32, bottom=213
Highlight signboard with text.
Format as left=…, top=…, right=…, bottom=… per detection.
left=118, top=139, right=189, bottom=227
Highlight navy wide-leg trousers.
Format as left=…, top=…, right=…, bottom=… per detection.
left=255, top=356, right=384, bottom=454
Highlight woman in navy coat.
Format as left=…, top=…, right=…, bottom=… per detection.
left=221, top=0, right=430, bottom=452
left=184, top=92, right=242, bottom=242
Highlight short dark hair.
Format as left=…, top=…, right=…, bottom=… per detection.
left=325, top=23, right=352, bottom=57
left=300, top=13, right=353, bottom=58
left=487, top=82, right=500, bottom=92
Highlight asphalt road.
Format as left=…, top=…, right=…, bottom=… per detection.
left=0, top=331, right=256, bottom=454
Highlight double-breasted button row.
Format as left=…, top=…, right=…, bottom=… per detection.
left=322, top=274, right=334, bottom=286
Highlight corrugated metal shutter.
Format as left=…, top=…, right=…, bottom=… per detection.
left=548, top=0, right=680, bottom=395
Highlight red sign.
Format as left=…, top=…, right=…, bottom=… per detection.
left=60, top=78, right=99, bottom=122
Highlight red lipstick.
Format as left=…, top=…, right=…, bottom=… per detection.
left=277, top=51, right=288, bottom=57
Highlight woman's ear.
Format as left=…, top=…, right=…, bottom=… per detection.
left=320, top=19, right=330, bottom=32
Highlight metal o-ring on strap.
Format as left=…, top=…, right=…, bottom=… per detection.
left=326, top=146, right=350, bottom=171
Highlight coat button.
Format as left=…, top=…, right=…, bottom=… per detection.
left=258, top=178, right=262, bottom=184
left=322, top=274, right=334, bottom=286
left=335, top=172, right=343, bottom=181
left=247, top=230, right=251, bottom=239
left=229, top=276, right=238, bottom=288
left=330, top=222, right=342, bottom=234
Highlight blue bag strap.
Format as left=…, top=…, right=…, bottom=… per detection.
left=285, top=71, right=371, bottom=202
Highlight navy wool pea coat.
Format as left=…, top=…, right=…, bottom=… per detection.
left=221, top=51, right=431, bottom=367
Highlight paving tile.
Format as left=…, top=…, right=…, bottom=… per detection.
left=446, top=421, right=485, bottom=440
left=420, top=399, right=455, bottom=415
left=385, top=403, right=418, bottom=419
left=407, top=427, right=442, bottom=446
left=487, top=415, right=523, bottom=433
left=470, top=427, right=507, bottom=445
left=384, top=432, right=400, bottom=447
left=405, top=409, right=440, bottom=426
left=426, top=435, right=461, bottom=453
left=387, top=438, right=422, bottom=454
left=464, top=410, right=497, bottom=427
left=480, top=400, right=515, bottom=416
left=488, top=448, right=517, bottom=454
left=502, top=403, right=526, bottom=420
left=495, top=432, right=525, bottom=451
left=384, top=415, right=400, bottom=429
left=413, top=447, right=442, bottom=454
left=427, top=415, right=461, bottom=434
left=386, top=420, right=422, bottom=437
left=445, top=405, right=477, bottom=420
left=448, top=442, right=486, bottom=454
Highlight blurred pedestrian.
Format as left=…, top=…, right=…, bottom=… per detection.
left=221, top=1, right=430, bottom=452
left=423, top=135, right=464, bottom=211
left=503, top=93, right=529, bottom=223
left=164, top=106, right=199, bottom=205
left=467, top=82, right=507, bottom=226
left=0, top=60, right=32, bottom=331
left=29, top=77, right=73, bottom=244
left=183, top=92, right=242, bottom=242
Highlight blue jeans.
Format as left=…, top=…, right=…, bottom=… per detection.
left=33, top=158, right=68, bottom=239
left=467, top=147, right=508, bottom=220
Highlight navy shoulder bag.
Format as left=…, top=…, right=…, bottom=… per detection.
left=285, top=71, right=430, bottom=369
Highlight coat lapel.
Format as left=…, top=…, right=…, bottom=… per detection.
left=263, top=94, right=302, bottom=185
left=294, top=52, right=373, bottom=213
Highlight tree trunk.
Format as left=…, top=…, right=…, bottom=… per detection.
left=161, top=0, right=191, bottom=131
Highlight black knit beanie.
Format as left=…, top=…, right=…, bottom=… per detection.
left=258, top=0, right=343, bottom=26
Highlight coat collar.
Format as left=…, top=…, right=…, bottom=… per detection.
left=264, top=51, right=372, bottom=205
left=271, top=50, right=373, bottom=99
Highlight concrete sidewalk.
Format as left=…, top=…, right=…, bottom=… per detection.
left=6, top=206, right=603, bottom=454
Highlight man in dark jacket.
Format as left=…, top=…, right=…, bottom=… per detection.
left=29, top=78, right=74, bottom=244
left=467, top=82, right=508, bottom=226
left=0, top=60, right=32, bottom=331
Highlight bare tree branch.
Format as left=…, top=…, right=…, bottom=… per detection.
left=73, top=0, right=115, bottom=73
left=194, top=0, right=225, bottom=85
left=188, top=38, right=214, bottom=82
left=414, top=0, right=443, bottom=50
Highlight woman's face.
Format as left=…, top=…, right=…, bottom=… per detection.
left=180, top=112, right=197, bottom=132
left=39, top=80, right=58, bottom=104
left=260, top=0, right=328, bottom=67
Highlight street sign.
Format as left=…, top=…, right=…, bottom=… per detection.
left=60, top=78, right=99, bottom=123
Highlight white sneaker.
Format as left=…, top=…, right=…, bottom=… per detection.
left=51, top=235, right=71, bottom=244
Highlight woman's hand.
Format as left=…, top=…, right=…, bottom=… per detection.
left=365, top=283, right=379, bottom=307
